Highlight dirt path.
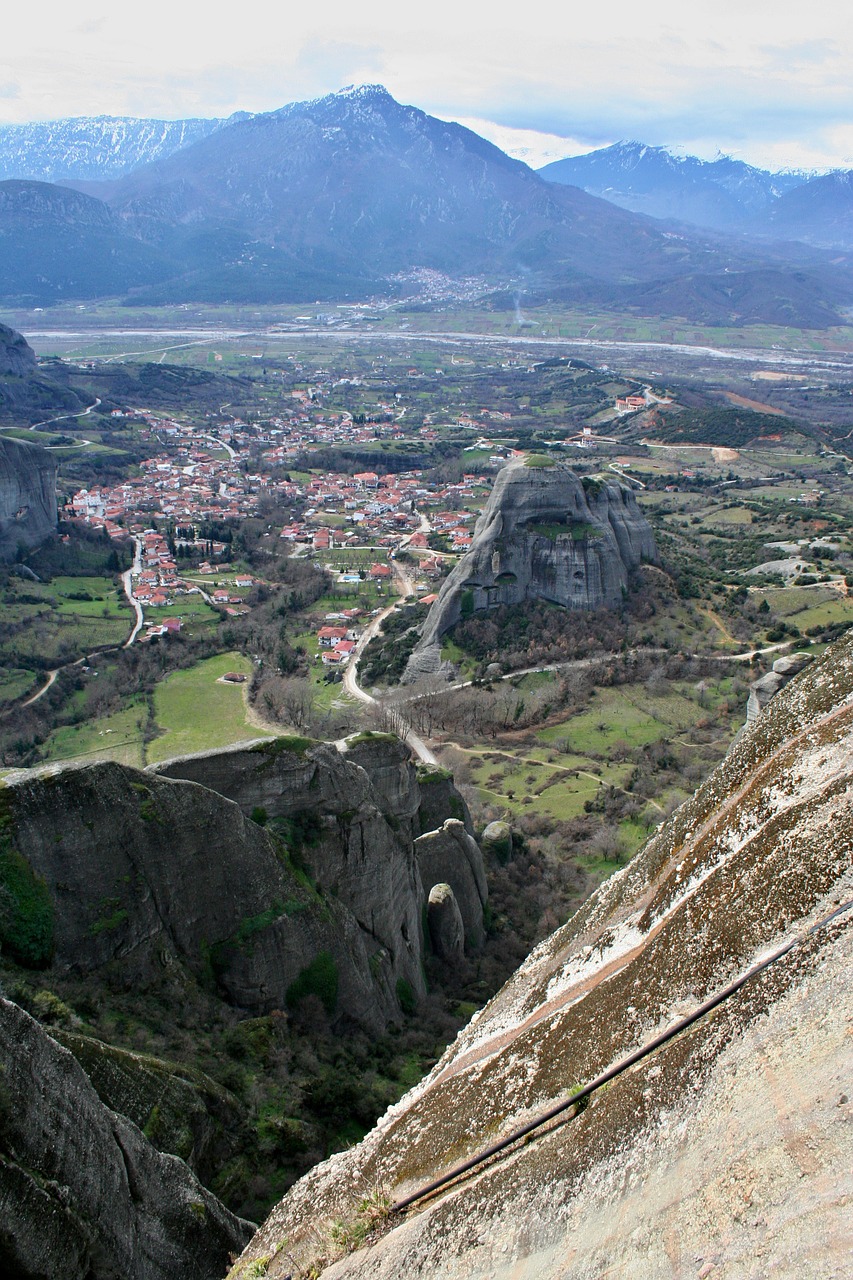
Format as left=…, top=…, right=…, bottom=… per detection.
left=697, top=606, right=738, bottom=645
left=21, top=669, right=59, bottom=706
left=722, top=391, right=787, bottom=416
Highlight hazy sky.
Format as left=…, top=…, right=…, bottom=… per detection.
left=2, top=1, right=851, bottom=170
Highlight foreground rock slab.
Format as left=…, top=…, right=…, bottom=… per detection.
left=235, top=631, right=853, bottom=1279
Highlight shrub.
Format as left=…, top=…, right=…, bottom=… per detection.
left=286, top=951, right=339, bottom=1015
left=0, top=818, right=54, bottom=968
left=396, top=978, right=417, bottom=1016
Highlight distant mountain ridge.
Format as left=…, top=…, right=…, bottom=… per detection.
left=0, top=113, right=246, bottom=183
left=540, top=140, right=853, bottom=249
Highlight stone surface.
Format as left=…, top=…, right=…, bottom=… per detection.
left=0, top=998, right=253, bottom=1280
left=427, top=884, right=465, bottom=963
left=3, top=760, right=405, bottom=1030
left=51, top=1029, right=244, bottom=1185
left=4, top=738, right=481, bottom=1032
left=481, top=819, right=513, bottom=861
left=235, top=630, right=853, bottom=1280
left=152, top=738, right=427, bottom=1010
left=0, top=322, right=37, bottom=378
left=415, top=819, right=487, bottom=949
left=403, top=462, right=657, bottom=680
left=0, top=434, right=57, bottom=561
left=746, top=650, right=812, bottom=722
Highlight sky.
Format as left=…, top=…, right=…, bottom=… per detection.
left=2, top=1, right=852, bottom=171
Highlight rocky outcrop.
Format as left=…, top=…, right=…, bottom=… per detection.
left=154, top=733, right=486, bottom=979
left=415, top=819, right=487, bottom=949
left=1, top=760, right=413, bottom=1030
left=3, top=738, right=484, bottom=1033
left=0, top=997, right=253, bottom=1280
left=0, top=434, right=57, bottom=561
left=426, top=884, right=465, bottom=963
left=50, top=1029, right=244, bottom=1185
left=235, top=630, right=853, bottom=1280
left=403, top=462, right=657, bottom=680
left=0, top=322, right=37, bottom=378
left=746, top=650, right=812, bottom=722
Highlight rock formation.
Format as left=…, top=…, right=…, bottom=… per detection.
left=0, top=733, right=488, bottom=1279
left=746, top=650, right=812, bottom=722
left=426, top=884, right=465, bottom=963
left=0, top=998, right=253, bottom=1280
left=234, top=630, right=853, bottom=1279
left=2, top=735, right=485, bottom=1032
left=0, top=434, right=57, bottom=561
left=415, top=819, right=487, bottom=949
left=403, top=461, right=657, bottom=680
left=0, top=322, right=37, bottom=378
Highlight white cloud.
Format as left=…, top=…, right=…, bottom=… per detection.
left=0, top=1, right=851, bottom=169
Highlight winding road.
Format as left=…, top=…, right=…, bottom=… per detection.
left=341, top=558, right=437, bottom=764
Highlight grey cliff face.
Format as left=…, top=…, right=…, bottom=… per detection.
left=153, top=733, right=486, bottom=992
left=0, top=434, right=57, bottom=561
left=403, top=462, right=657, bottom=680
left=3, top=737, right=484, bottom=1036
left=4, top=759, right=402, bottom=1030
left=415, top=819, right=488, bottom=950
left=0, top=998, right=253, bottom=1280
left=0, top=322, right=37, bottom=378
left=0, top=739, right=486, bottom=1279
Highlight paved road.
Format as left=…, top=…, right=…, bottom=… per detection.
left=341, top=559, right=437, bottom=765
left=121, top=538, right=145, bottom=647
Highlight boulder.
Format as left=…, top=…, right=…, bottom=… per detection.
left=481, top=819, right=513, bottom=862
left=427, top=884, right=465, bottom=963
left=415, top=819, right=487, bottom=949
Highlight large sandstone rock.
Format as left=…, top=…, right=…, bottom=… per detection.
left=0, top=434, right=57, bottom=561
left=0, top=997, right=253, bottom=1280
left=426, top=884, right=465, bottom=963
left=51, top=1029, right=244, bottom=1184
left=2, top=760, right=409, bottom=1030
left=746, top=650, right=812, bottom=722
left=403, top=461, right=657, bottom=680
left=4, top=738, right=483, bottom=1033
left=152, top=738, right=427, bottom=1009
left=234, top=630, right=853, bottom=1280
left=415, top=819, right=487, bottom=949
left=0, top=322, right=37, bottom=378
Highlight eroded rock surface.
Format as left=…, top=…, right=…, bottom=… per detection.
left=403, top=461, right=657, bottom=680
left=415, top=819, right=487, bottom=949
left=235, top=632, right=853, bottom=1280
left=3, top=759, right=407, bottom=1029
left=0, top=998, right=253, bottom=1280
left=427, top=884, right=465, bottom=963
left=0, top=433, right=56, bottom=561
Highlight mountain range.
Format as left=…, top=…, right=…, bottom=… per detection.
left=0, top=113, right=243, bottom=183
left=539, top=141, right=853, bottom=249
left=0, top=86, right=852, bottom=325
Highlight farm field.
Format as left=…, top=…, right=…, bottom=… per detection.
left=39, top=698, right=150, bottom=770
left=0, top=575, right=132, bottom=668
left=437, top=672, right=743, bottom=857
left=146, top=652, right=271, bottom=763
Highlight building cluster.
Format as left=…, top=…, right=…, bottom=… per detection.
left=66, top=404, right=498, bottom=640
